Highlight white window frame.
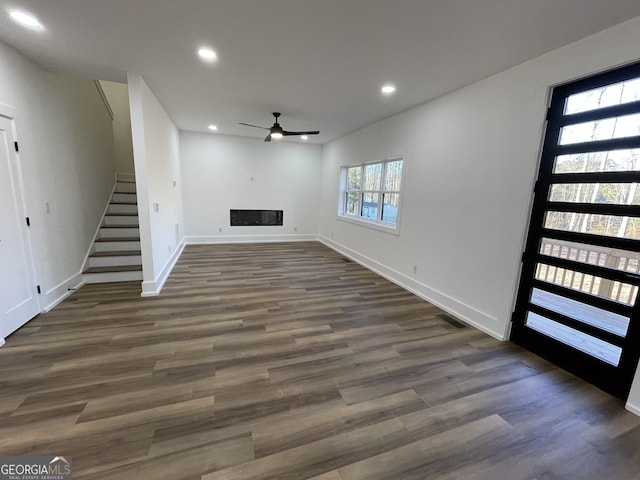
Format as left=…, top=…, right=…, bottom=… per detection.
left=337, top=155, right=404, bottom=234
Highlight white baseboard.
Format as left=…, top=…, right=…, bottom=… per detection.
left=0, top=338, right=5, bottom=348
left=185, top=234, right=318, bottom=244
left=43, top=271, right=85, bottom=312
left=140, top=240, right=186, bottom=297
left=318, top=235, right=506, bottom=341
left=117, top=172, right=136, bottom=182
left=626, top=400, right=640, bottom=417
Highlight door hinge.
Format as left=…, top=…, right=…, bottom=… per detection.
left=36, top=285, right=41, bottom=294
left=25, top=217, right=30, bottom=227
left=14, top=141, right=19, bottom=152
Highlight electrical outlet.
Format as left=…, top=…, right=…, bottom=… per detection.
left=44, top=201, right=50, bottom=214
left=412, top=264, right=418, bottom=274
left=294, top=226, right=298, bottom=232
left=218, top=227, right=222, bottom=233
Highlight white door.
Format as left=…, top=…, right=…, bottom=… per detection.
left=0, top=115, right=39, bottom=343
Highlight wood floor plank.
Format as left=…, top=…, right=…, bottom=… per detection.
left=0, top=242, right=637, bottom=479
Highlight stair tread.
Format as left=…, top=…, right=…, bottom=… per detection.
left=105, top=213, right=138, bottom=217
left=95, top=237, right=140, bottom=242
left=101, top=225, right=139, bottom=229
left=110, top=200, right=138, bottom=204
left=90, top=250, right=141, bottom=257
left=84, top=265, right=142, bottom=273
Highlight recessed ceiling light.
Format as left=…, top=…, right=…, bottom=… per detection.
left=381, top=84, right=396, bottom=95
left=300, top=135, right=309, bottom=140
left=9, top=10, right=43, bottom=30
left=208, top=124, right=218, bottom=131
left=198, top=47, right=217, bottom=61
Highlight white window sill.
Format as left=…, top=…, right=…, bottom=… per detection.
left=336, top=215, right=400, bottom=236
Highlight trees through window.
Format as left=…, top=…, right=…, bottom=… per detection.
left=340, top=158, right=403, bottom=229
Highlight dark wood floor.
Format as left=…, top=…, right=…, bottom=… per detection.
left=1, top=242, right=640, bottom=479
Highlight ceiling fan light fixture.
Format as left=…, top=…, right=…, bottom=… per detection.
left=270, top=132, right=283, bottom=139
left=300, top=135, right=309, bottom=140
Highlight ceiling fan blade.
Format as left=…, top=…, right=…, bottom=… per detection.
left=264, top=134, right=272, bottom=142
left=282, top=130, right=320, bottom=136
left=239, top=122, right=270, bottom=130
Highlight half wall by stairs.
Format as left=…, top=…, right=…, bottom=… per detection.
left=83, top=181, right=143, bottom=283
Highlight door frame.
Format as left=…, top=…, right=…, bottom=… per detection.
left=0, top=103, right=40, bottom=344
left=510, top=61, right=640, bottom=399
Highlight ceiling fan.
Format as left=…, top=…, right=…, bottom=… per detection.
left=239, top=112, right=320, bottom=142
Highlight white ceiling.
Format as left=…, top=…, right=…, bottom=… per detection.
left=1, top=0, right=640, bottom=144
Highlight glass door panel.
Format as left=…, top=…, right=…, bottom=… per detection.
left=511, top=61, right=640, bottom=399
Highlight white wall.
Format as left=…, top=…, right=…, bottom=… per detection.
left=128, top=74, right=184, bottom=296
left=0, top=41, right=116, bottom=310
left=317, top=16, right=640, bottom=409
left=180, top=132, right=322, bottom=243
left=99, top=80, right=135, bottom=178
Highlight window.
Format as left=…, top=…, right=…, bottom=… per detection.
left=339, top=157, right=404, bottom=229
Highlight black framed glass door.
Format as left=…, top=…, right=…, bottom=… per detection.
left=511, top=61, right=640, bottom=399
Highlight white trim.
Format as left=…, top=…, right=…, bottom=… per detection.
left=318, top=235, right=506, bottom=340
left=336, top=215, right=400, bottom=235
left=0, top=338, right=4, bottom=347
left=186, top=234, right=318, bottom=244
left=625, top=400, right=640, bottom=417
left=42, top=271, right=85, bottom=312
left=94, top=80, right=114, bottom=120
left=140, top=240, right=186, bottom=297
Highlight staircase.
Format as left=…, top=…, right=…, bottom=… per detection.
left=83, top=181, right=143, bottom=283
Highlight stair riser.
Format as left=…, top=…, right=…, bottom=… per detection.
left=112, top=193, right=137, bottom=204
left=94, top=241, right=141, bottom=252
left=103, top=215, right=139, bottom=226
left=99, top=227, right=140, bottom=238
left=89, top=256, right=142, bottom=268
left=108, top=204, right=138, bottom=215
left=84, top=270, right=143, bottom=284
left=116, top=182, right=137, bottom=193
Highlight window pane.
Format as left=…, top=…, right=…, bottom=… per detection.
left=544, top=211, right=640, bottom=240
left=382, top=193, right=399, bottom=223
left=345, top=192, right=359, bottom=216
left=363, top=163, right=382, bottom=191
left=553, top=149, right=640, bottom=173
left=525, top=312, right=622, bottom=366
left=530, top=288, right=629, bottom=336
left=384, top=160, right=403, bottom=191
left=539, top=237, right=640, bottom=275
left=549, top=183, right=640, bottom=205
left=346, top=166, right=362, bottom=191
left=362, top=193, right=379, bottom=220
left=558, top=113, right=640, bottom=145
left=535, top=262, right=638, bottom=305
left=564, top=78, right=640, bottom=115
